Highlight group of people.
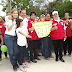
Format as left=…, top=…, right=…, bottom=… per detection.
left=0, top=8, right=72, bottom=72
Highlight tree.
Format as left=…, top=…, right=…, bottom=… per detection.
left=53, top=1, right=72, bottom=17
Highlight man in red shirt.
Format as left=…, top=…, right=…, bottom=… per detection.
left=28, top=12, right=40, bottom=63
left=63, top=13, right=72, bottom=56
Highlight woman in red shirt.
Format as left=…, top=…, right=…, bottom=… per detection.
left=50, top=11, right=66, bottom=62
left=28, top=12, right=40, bottom=63
left=0, top=16, right=8, bottom=61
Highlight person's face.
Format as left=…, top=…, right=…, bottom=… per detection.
left=36, top=17, right=39, bottom=21
left=0, top=17, right=3, bottom=22
left=40, top=16, right=45, bottom=21
left=7, top=13, right=10, bottom=16
left=30, top=13, right=36, bottom=20
left=20, top=10, right=26, bottom=18
left=12, top=10, right=18, bottom=19
left=53, top=13, right=59, bottom=20
left=45, top=14, right=50, bottom=20
left=27, top=16, right=30, bottom=21
left=65, top=14, right=70, bottom=19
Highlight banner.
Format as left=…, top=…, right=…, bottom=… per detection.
left=32, top=21, right=52, bottom=38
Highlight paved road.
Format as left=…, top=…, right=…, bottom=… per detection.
left=0, top=53, right=72, bottom=72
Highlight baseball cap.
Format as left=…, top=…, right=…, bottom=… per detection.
left=52, top=11, right=58, bottom=15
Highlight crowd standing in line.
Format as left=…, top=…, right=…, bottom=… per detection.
left=0, top=8, right=72, bottom=72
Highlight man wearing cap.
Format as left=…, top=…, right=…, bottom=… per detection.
left=50, top=11, right=66, bottom=62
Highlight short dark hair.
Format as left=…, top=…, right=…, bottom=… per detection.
left=20, top=9, right=26, bottom=13
left=45, top=14, right=50, bottom=16
left=7, top=12, right=10, bottom=14
left=30, top=12, right=36, bottom=16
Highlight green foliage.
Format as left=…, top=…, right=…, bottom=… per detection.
left=53, top=1, right=72, bottom=17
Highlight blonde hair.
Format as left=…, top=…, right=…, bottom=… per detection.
left=11, top=8, right=19, bottom=21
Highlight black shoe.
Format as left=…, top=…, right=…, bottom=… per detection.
left=68, top=54, right=71, bottom=57
left=13, top=64, right=17, bottom=71
left=38, top=54, right=41, bottom=56
left=36, top=58, right=41, bottom=60
left=31, top=59, right=37, bottom=63
left=55, top=59, right=58, bottom=61
left=64, top=54, right=66, bottom=56
left=15, top=62, right=19, bottom=68
left=60, top=58, right=65, bottom=62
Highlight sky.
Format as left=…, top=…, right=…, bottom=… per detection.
left=0, top=0, right=72, bottom=16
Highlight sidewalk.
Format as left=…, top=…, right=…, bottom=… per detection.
left=0, top=53, right=72, bottom=72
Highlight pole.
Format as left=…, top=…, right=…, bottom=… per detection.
left=8, top=0, right=11, bottom=12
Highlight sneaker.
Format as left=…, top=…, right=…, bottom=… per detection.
left=24, top=62, right=30, bottom=68
left=20, top=65, right=27, bottom=72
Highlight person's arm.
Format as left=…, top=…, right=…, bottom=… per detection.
left=26, top=38, right=28, bottom=48
left=28, top=26, right=34, bottom=32
left=19, top=31, right=31, bottom=38
left=69, top=21, right=72, bottom=30
left=0, top=35, right=4, bottom=45
left=7, top=20, right=16, bottom=31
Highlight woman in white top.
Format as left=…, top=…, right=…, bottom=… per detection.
left=4, top=8, right=19, bottom=71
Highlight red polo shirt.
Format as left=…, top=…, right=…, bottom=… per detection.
left=27, top=19, right=40, bottom=41
left=0, top=22, right=6, bottom=38
left=45, top=19, right=50, bottom=21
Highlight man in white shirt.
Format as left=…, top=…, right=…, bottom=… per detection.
left=19, top=9, right=30, bottom=63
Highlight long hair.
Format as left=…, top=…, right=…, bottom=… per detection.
left=11, top=8, right=19, bottom=21
left=16, top=19, right=23, bottom=28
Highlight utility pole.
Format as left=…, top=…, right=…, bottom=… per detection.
left=8, top=0, right=11, bottom=12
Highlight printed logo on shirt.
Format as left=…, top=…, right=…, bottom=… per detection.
left=61, top=22, right=63, bottom=25
left=53, top=23, right=57, bottom=26
left=0, top=26, right=2, bottom=28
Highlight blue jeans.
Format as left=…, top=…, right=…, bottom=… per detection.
left=42, top=36, right=52, bottom=59
left=4, top=34, right=19, bottom=65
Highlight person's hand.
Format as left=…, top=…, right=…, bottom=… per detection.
left=26, top=43, right=28, bottom=49
left=32, top=26, right=34, bottom=31
left=26, top=34, right=32, bottom=38
left=8, top=15, right=12, bottom=20
left=65, top=35, right=67, bottom=40
left=1, top=41, right=4, bottom=45
left=64, top=20, right=70, bottom=24
left=54, top=26, right=58, bottom=30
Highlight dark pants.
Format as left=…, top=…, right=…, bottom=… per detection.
left=25, top=38, right=29, bottom=61
left=4, top=34, right=19, bottom=65
left=63, top=36, right=72, bottom=55
left=0, top=50, right=7, bottom=58
left=53, top=39, right=63, bottom=59
left=42, top=36, right=52, bottom=59
left=18, top=45, right=26, bottom=65
left=0, top=40, right=7, bottom=58
left=29, top=40, right=38, bottom=61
